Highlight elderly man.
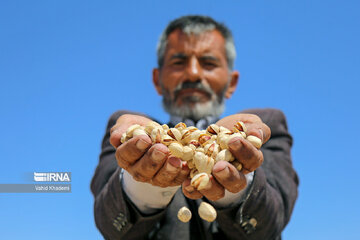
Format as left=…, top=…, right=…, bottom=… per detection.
left=91, top=15, right=298, bottom=240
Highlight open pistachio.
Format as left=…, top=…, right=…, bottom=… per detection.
left=175, top=122, right=187, bottom=131
left=206, top=124, right=220, bottom=135
left=199, top=134, right=212, bottom=146
left=198, top=202, right=217, bottom=222
left=150, top=128, right=162, bottom=143
left=246, top=135, right=262, bottom=149
left=168, top=128, right=182, bottom=142
left=177, top=206, right=192, bottom=223
left=204, top=142, right=219, bottom=158
left=191, top=172, right=210, bottom=190
left=162, top=135, right=177, bottom=146
left=234, top=121, right=247, bottom=133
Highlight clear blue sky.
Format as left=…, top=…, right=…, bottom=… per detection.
left=0, top=1, right=359, bottom=239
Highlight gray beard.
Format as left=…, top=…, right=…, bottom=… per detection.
left=161, top=81, right=227, bottom=121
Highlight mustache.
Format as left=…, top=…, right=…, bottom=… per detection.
left=173, top=81, right=214, bottom=101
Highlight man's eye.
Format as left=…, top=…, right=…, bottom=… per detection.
left=173, top=61, right=185, bottom=65
left=203, top=62, right=217, bottom=68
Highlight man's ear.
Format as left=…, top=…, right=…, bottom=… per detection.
left=152, top=68, right=163, bottom=95
left=225, top=70, right=240, bottom=99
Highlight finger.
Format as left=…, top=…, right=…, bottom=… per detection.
left=129, top=143, right=169, bottom=182
left=212, top=161, right=247, bottom=193
left=182, top=179, right=203, bottom=199
left=110, top=124, right=124, bottom=148
left=199, top=176, right=225, bottom=201
left=245, top=122, right=271, bottom=144
left=115, top=135, right=152, bottom=170
left=171, top=162, right=191, bottom=186
left=228, top=137, right=264, bottom=172
left=152, top=156, right=182, bottom=187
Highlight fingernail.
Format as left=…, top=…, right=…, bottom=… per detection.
left=228, top=139, right=242, bottom=150
left=214, top=166, right=229, bottom=178
left=136, top=139, right=150, bottom=150
left=167, top=157, right=181, bottom=171
left=168, top=156, right=181, bottom=168
left=151, top=149, right=166, bottom=161
left=182, top=162, right=190, bottom=171
left=185, top=185, right=194, bottom=193
left=259, top=129, right=264, bottom=141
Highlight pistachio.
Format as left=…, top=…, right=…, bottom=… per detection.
left=198, top=202, right=217, bottom=222
left=181, top=128, right=197, bottom=144
left=189, top=140, right=200, bottom=149
left=182, top=146, right=194, bottom=161
left=204, top=142, right=219, bottom=158
left=177, top=206, right=192, bottom=223
left=144, top=121, right=161, bottom=135
left=126, top=124, right=141, bottom=138
left=187, top=160, right=195, bottom=169
left=232, top=160, right=243, bottom=171
left=168, top=142, right=184, bottom=158
left=150, top=128, right=162, bottom=143
left=191, top=172, right=210, bottom=190
left=175, top=122, right=187, bottom=130
left=120, top=132, right=127, bottom=144
left=167, top=128, right=182, bottom=142
left=162, top=124, right=170, bottom=131
left=162, top=135, right=177, bottom=146
left=217, top=133, right=231, bottom=149
left=234, top=121, right=247, bottom=133
left=199, top=134, right=212, bottom=146
left=132, top=128, right=148, bottom=137
left=206, top=124, right=220, bottom=135
left=190, top=168, right=199, bottom=178
left=246, top=135, right=262, bottom=149
left=194, top=152, right=214, bottom=174
left=215, top=149, right=234, bottom=162
left=219, top=126, right=232, bottom=134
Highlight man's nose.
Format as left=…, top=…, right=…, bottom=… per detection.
left=185, top=56, right=202, bottom=81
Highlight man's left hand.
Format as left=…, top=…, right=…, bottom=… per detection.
left=182, top=113, right=271, bottom=201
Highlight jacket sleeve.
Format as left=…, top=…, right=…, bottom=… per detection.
left=90, top=111, right=166, bottom=240
left=215, top=108, right=299, bottom=240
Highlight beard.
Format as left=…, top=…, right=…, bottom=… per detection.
left=161, top=80, right=227, bottom=121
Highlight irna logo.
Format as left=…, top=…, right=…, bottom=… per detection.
left=34, top=172, right=71, bottom=182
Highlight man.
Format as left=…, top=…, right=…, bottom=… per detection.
left=91, top=15, right=298, bottom=240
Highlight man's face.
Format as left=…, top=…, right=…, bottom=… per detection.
left=153, top=29, right=239, bottom=120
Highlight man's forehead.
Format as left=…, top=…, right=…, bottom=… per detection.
left=165, top=29, right=226, bottom=56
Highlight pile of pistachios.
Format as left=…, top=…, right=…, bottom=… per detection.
left=121, top=120, right=262, bottom=223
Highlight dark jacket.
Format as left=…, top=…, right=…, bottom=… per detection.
left=91, top=108, right=299, bottom=240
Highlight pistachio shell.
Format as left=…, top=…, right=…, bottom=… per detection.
left=246, top=135, right=262, bottom=149
left=177, top=206, right=192, bottom=223
left=198, top=202, right=217, bottom=222
left=191, top=172, right=210, bottom=190
left=168, top=142, right=184, bottom=158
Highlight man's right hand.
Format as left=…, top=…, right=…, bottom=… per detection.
left=109, top=114, right=190, bottom=187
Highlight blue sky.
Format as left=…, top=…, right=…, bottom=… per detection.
left=0, top=1, right=359, bottom=239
